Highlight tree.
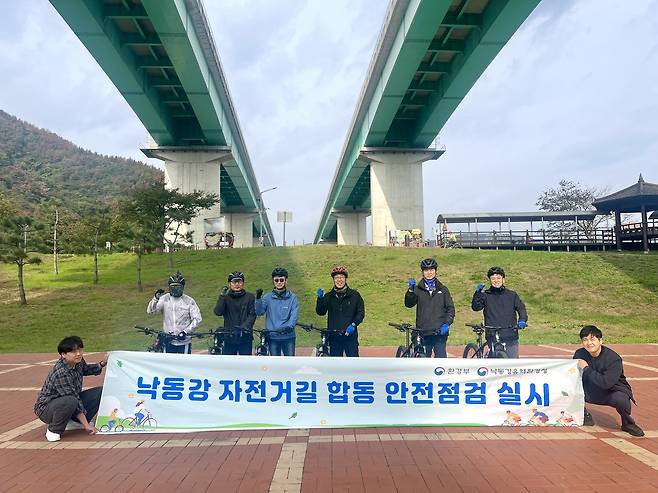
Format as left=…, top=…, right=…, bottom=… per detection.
left=0, top=216, right=45, bottom=304
left=67, top=207, right=113, bottom=284
left=536, top=179, right=610, bottom=238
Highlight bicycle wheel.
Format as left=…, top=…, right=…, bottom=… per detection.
left=395, top=345, right=406, bottom=358
left=413, top=350, right=427, bottom=358
left=143, top=417, right=157, bottom=429
left=99, top=424, right=110, bottom=432
left=494, top=349, right=508, bottom=359
left=462, top=343, right=479, bottom=359
left=114, top=424, right=124, bottom=432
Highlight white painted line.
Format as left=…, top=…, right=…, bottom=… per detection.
left=627, top=377, right=658, bottom=381
left=0, top=419, right=45, bottom=442
left=269, top=442, right=307, bottom=493
left=0, top=388, right=41, bottom=391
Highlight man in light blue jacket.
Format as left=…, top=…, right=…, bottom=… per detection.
left=255, top=267, right=300, bottom=356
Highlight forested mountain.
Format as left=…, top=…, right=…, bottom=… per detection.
left=0, top=109, right=162, bottom=215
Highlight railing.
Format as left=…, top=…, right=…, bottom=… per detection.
left=620, top=219, right=658, bottom=236
left=438, top=228, right=617, bottom=249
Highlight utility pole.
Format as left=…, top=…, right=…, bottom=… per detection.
left=258, top=186, right=277, bottom=246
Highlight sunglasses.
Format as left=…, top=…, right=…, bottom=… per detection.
left=273, top=277, right=286, bottom=283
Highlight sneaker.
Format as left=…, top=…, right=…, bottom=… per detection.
left=65, top=420, right=85, bottom=431
left=621, top=423, right=645, bottom=437
left=583, top=409, right=595, bottom=426
left=45, top=429, right=61, bottom=442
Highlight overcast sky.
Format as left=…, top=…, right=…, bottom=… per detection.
left=1, top=0, right=657, bottom=244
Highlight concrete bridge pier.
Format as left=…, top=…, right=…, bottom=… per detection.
left=143, top=147, right=233, bottom=249
left=360, top=148, right=443, bottom=247
left=334, top=211, right=368, bottom=246
left=223, top=213, right=256, bottom=248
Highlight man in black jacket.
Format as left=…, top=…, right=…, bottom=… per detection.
left=214, top=271, right=256, bottom=355
left=574, top=325, right=644, bottom=437
left=405, top=258, right=455, bottom=358
left=471, top=266, right=527, bottom=358
left=315, top=265, right=365, bottom=357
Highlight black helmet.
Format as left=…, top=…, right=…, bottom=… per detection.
left=487, top=266, right=506, bottom=278
left=271, top=266, right=288, bottom=278
left=420, top=258, right=438, bottom=270
left=228, top=271, right=245, bottom=282
left=168, top=271, right=185, bottom=286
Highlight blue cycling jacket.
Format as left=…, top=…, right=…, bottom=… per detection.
left=255, top=289, right=299, bottom=340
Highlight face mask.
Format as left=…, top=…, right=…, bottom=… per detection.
left=169, top=285, right=184, bottom=298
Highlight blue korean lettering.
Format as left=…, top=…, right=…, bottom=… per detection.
left=245, top=380, right=267, bottom=403
left=498, top=382, right=521, bottom=406
left=463, top=382, right=486, bottom=404
left=327, top=381, right=350, bottom=404
left=436, top=383, right=459, bottom=404
left=218, top=379, right=242, bottom=402
left=385, top=382, right=408, bottom=404
left=161, top=377, right=185, bottom=400
left=411, top=382, right=433, bottom=404
left=137, top=376, right=161, bottom=399
left=524, top=383, right=550, bottom=406
left=188, top=378, right=211, bottom=401
left=270, top=380, right=292, bottom=403
left=353, top=381, right=375, bottom=404
left=296, top=381, right=317, bottom=403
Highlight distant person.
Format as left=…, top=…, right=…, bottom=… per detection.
left=255, top=267, right=300, bottom=356
left=147, top=272, right=202, bottom=354
left=315, top=266, right=365, bottom=357
left=34, top=336, right=106, bottom=442
left=405, top=258, right=455, bottom=358
left=574, top=325, right=644, bottom=437
left=214, top=271, right=256, bottom=355
left=471, top=266, right=527, bottom=358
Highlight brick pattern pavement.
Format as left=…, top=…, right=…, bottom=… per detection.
left=1, top=345, right=658, bottom=492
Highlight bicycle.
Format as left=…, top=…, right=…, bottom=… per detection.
left=462, top=323, right=522, bottom=359
left=135, top=325, right=212, bottom=353
left=207, top=327, right=237, bottom=355
left=296, top=323, right=344, bottom=357
left=118, top=410, right=157, bottom=431
left=388, top=322, right=429, bottom=358
left=253, top=329, right=270, bottom=356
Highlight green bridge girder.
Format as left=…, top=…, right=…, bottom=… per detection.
left=315, top=0, right=540, bottom=244
left=49, top=0, right=274, bottom=244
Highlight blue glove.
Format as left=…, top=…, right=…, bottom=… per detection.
left=316, top=288, right=324, bottom=298
left=408, top=278, right=416, bottom=290
left=475, top=283, right=485, bottom=292
left=518, top=320, right=527, bottom=329
left=440, top=323, right=450, bottom=336
left=345, top=323, right=356, bottom=335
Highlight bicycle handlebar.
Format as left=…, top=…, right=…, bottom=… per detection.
left=296, top=323, right=343, bottom=334
left=135, top=325, right=213, bottom=339
left=465, top=323, right=525, bottom=331
left=388, top=322, right=413, bottom=331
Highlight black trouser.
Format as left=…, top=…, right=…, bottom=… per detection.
left=37, top=386, right=103, bottom=434
left=422, top=334, right=447, bottom=358
left=224, top=339, right=253, bottom=355
left=584, top=385, right=635, bottom=425
left=329, top=336, right=359, bottom=357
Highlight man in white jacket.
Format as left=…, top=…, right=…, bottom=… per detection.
left=147, top=272, right=202, bottom=353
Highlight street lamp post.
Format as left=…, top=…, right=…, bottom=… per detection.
left=258, top=186, right=277, bottom=246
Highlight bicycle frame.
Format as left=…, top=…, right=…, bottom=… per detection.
left=463, top=323, right=520, bottom=359
left=296, top=323, right=339, bottom=357
left=253, top=329, right=270, bottom=356
left=388, top=322, right=428, bottom=358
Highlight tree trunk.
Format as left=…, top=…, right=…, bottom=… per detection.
left=17, top=261, right=27, bottom=305
left=137, top=247, right=143, bottom=292
left=167, top=243, right=174, bottom=269
left=93, top=230, right=99, bottom=284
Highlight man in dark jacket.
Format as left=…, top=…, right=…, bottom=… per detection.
left=214, top=271, right=256, bottom=355
left=471, top=266, right=527, bottom=358
left=34, top=336, right=106, bottom=442
left=405, top=258, right=455, bottom=357
left=574, top=325, right=644, bottom=437
left=315, top=265, right=365, bottom=357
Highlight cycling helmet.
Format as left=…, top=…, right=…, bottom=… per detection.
left=331, top=265, right=348, bottom=278
left=420, top=258, right=438, bottom=270
left=271, top=266, right=289, bottom=278
left=228, top=271, right=245, bottom=282
left=487, top=266, right=506, bottom=278
left=168, top=271, right=185, bottom=286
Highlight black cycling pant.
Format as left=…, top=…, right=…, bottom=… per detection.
left=329, top=336, right=359, bottom=357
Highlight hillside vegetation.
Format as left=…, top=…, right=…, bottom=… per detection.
left=0, top=109, right=161, bottom=215
left=0, top=246, right=656, bottom=352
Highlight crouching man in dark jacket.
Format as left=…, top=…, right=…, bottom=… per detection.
left=574, top=325, right=644, bottom=437
left=315, top=265, right=365, bottom=357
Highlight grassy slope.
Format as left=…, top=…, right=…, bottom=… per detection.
left=0, top=246, right=656, bottom=352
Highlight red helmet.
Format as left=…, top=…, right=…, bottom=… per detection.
left=331, top=265, right=348, bottom=278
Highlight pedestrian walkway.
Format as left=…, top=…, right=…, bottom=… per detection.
left=2, top=345, right=658, bottom=492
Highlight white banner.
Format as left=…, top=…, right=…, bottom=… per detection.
left=97, top=351, right=584, bottom=434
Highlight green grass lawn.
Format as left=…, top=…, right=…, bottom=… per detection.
left=0, top=246, right=656, bottom=352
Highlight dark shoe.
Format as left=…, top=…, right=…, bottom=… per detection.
left=583, top=409, right=594, bottom=426
left=621, top=423, right=645, bottom=437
